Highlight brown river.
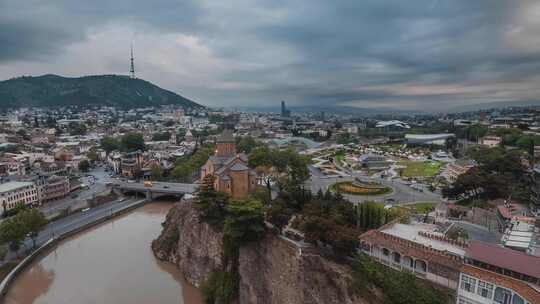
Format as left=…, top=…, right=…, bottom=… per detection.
left=4, top=203, right=203, bottom=304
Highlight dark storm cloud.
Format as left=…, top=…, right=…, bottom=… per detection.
left=0, top=0, right=201, bottom=62
left=1, top=0, right=539, bottom=110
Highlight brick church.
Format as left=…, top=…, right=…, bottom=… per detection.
left=200, top=129, right=257, bottom=200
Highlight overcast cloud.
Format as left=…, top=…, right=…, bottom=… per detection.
left=1, top=0, right=540, bottom=111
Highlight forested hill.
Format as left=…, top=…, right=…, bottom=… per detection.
left=0, top=74, right=202, bottom=109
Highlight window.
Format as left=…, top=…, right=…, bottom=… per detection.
left=477, top=281, right=493, bottom=298
left=494, top=287, right=512, bottom=304
left=460, top=275, right=476, bottom=293
left=512, top=294, right=524, bottom=304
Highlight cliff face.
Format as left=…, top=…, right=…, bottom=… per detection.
left=152, top=201, right=223, bottom=286
left=153, top=202, right=378, bottom=304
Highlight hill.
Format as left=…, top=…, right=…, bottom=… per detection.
left=0, top=74, right=202, bottom=109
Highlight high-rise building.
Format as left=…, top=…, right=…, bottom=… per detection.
left=280, top=101, right=291, bottom=117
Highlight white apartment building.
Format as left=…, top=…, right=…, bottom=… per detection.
left=0, top=181, right=39, bottom=215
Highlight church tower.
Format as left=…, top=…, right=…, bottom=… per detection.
left=215, top=129, right=236, bottom=157
left=169, top=131, right=177, bottom=145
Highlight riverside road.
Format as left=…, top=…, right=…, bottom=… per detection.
left=18, top=197, right=145, bottom=254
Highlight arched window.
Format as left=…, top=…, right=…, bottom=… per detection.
left=511, top=294, right=524, bottom=304
left=414, top=260, right=427, bottom=273
left=494, top=287, right=512, bottom=304
left=402, top=256, right=414, bottom=268
left=392, top=252, right=401, bottom=263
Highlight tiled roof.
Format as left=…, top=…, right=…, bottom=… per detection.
left=359, top=229, right=462, bottom=270
left=230, top=163, right=248, bottom=171
left=465, top=241, right=540, bottom=279
left=461, top=265, right=540, bottom=304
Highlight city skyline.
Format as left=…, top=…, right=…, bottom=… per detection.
left=1, top=1, right=540, bottom=111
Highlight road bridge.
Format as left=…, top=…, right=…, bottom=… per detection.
left=116, top=181, right=198, bottom=201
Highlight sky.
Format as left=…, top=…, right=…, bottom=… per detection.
left=1, top=0, right=540, bottom=111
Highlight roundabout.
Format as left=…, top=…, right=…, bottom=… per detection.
left=330, top=179, right=393, bottom=196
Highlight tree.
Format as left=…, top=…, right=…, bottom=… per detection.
left=121, top=132, right=145, bottom=152
left=0, top=217, right=26, bottom=252
left=235, top=136, right=261, bottom=154
left=224, top=199, right=265, bottom=244
left=265, top=198, right=293, bottom=231
left=18, top=209, right=47, bottom=248
left=194, top=175, right=230, bottom=228
left=87, top=150, right=98, bottom=163
left=445, top=147, right=528, bottom=202
left=68, top=122, right=87, bottom=136
left=100, top=136, right=120, bottom=154
left=150, top=164, right=163, bottom=180
left=78, top=159, right=90, bottom=172
left=152, top=132, right=170, bottom=141
left=171, top=162, right=193, bottom=182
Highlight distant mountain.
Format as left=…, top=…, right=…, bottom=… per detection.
left=0, top=74, right=203, bottom=109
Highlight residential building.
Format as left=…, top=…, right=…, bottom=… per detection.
left=42, top=175, right=70, bottom=202
left=441, top=160, right=475, bottom=183
left=0, top=181, right=38, bottom=215
left=479, top=136, right=502, bottom=148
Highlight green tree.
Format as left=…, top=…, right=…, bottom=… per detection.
left=18, top=209, right=47, bottom=248
left=352, top=253, right=447, bottom=304
left=0, top=217, right=26, bottom=251
left=224, top=199, right=265, bottom=244
left=171, top=162, right=193, bottom=182
left=235, top=136, right=262, bottom=154
left=68, top=122, right=87, bottom=136
left=78, top=159, right=90, bottom=172
left=152, top=132, right=170, bottom=141
left=121, top=132, right=145, bottom=152
left=150, top=164, right=163, bottom=180
left=87, top=149, right=98, bottom=163
left=194, top=175, right=230, bottom=228
left=100, top=136, right=120, bottom=154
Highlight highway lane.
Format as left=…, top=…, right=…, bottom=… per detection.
left=21, top=197, right=147, bottom=252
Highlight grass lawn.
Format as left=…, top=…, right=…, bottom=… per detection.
left=398, top=161, right=442, bottom=178
left=407, top=202, right=437, bottom=214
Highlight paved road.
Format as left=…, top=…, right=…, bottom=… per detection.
left=17, top=197, right=147, bottom=256
left=118, top=181, right=197, bottom=194
left=308, top=165, right=442, bottom=204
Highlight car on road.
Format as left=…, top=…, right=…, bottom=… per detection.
left=163, top=185, right=169, bottom=189
left=118, top=198, right=126, bottom=202
left=82, top=207, right=90, bottom=212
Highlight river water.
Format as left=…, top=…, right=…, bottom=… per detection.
left=4, top=203, right=203, bottom=304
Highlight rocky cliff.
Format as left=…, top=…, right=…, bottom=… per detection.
left=152, top=202, right=379, bottom=304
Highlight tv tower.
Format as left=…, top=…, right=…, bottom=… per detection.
left=130, top=43, right=136, bottom=79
